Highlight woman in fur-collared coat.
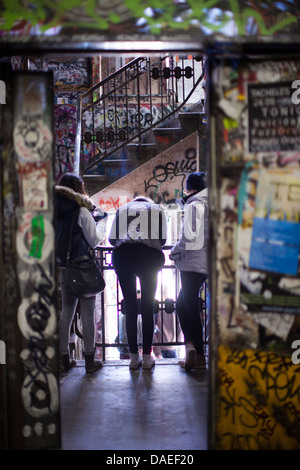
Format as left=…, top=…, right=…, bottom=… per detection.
left=55, top=173, right=107, bottom=373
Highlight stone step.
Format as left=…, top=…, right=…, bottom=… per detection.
left=127, top=142, right=158, bottom=161
left=101, top=159, right=133, bottom=167
left=177, top=111, right=204, bottom=119
left=82, top=174, right=109, bottom=195
left=153, top=127, right=183, bottom=149
left=153, top=127, right=182, bottom=134
left=178, top=112, right=205, bottom=133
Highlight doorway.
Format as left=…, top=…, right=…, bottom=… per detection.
left=1, top=40, right=210, bottom=445
left=53, top=51, right=209, bottom=450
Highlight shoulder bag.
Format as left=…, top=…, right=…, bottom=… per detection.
left=64, top=211, right=106, bottom=298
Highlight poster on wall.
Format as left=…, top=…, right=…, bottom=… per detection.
left=249, top=169, right=300, bottom=276
left=28, top=57, right=90, bottom=90
left=248, top=81, right=300, bottom=153
left=238, top=167, right=300, bottom=315
left=220, top=71, right=300, bottom=317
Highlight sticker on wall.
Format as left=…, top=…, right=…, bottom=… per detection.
left=29, top=215, right=45, bottom=260
left=17, top=294, right=56, bottom=341
left=18, top=162, right=49, bottom=211
left=13, top=116, right=52, bottom=163
left=249, top=217, right=300, bottom=275
left=17, top=213, right=54, bottom=264
left=21, top=370, right=59, bottom=418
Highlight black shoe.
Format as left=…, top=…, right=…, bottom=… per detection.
left=84, top=351, right=103, bottom=373
left=60, top=353, right=77, bottom=372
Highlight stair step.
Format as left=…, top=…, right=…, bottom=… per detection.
left=83, top=175, right=109, bottom=182
left=178, top=111, right=205, bottom=120
left=83, top=174, right=109, bottom=195
left=153, top=127, right=182, bottom=134
left=127, top=142, right=158, bottom=161
left=178, top=112, right=205, bottom=133
left=127, top=143, right=157, bottom=149
left=153, top=127, right=183, bottom=148
left=101, top=159, right=133, bottom=167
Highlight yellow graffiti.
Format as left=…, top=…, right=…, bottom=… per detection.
left=217, top=345, right=300, bottom=450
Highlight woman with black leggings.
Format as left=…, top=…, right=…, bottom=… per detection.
left=170, top=172, right=209, bottom=371
left=109, top=197, right=166, bottom=370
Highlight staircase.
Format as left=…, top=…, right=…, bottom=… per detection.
left=75, top=55, right=206, bottom=194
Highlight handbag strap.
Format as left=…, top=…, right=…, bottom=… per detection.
left=67, top=210, right=79, bottom=260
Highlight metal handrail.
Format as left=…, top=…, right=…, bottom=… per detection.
left=75, top=55, right=204, bottom=175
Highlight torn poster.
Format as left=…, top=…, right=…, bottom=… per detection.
left=238, top=167, right=300, bottom=314
left=249, top=168, right=300, bottom=276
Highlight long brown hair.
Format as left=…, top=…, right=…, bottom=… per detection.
left=57, top=173, right=87, bottom=195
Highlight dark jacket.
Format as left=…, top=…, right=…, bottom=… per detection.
left=55, top=186, right=96, bottom=267
left=109, top=197, right=167, bottom=252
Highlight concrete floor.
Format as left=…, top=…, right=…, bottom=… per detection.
left=59, top=359, right=208, bottom=451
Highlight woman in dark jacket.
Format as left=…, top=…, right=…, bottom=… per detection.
left=55, top=173, right=107, bottom=373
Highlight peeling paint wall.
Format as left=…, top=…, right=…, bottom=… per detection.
left=210, top=56, right=300, bottom=450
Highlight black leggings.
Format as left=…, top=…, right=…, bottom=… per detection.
left=176, top=271, right=207, bottom=355
left=112, top=243, right=165, bottom=355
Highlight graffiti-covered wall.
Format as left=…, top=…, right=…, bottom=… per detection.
left=1, top=72, right=60, bottom=450
left=91, top=131, right=198, bottom=213
left=25, top=57, right=92, bottom=179
left=24, top=56, right=179, bottom=182
left=209, top=56, right=300, bottom=450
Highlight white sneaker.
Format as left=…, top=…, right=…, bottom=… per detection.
left=184, top=347, right=196, bottom=371
left=129, top=353, right=142, bottom=369
left=178, top=343, right=196, bottom=371
left=142, top=354, right=155, bottom=370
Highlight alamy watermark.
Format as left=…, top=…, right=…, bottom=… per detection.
left=0, top=80, right=6, bottom=104
left=110, top=198, right=205, bottom=250
left=291, top=340, right=300, bottom=365
left=0, top=340, right=6, bottom=364
left=291, top=80, right=300, bottom=104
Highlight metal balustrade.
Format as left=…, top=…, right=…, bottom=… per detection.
left=75, top=55, right=205, bottom=175
left=73, top=245, right=209, bottom=361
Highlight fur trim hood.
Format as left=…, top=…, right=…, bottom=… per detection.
left=55, top=185, right=95, bottom=212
